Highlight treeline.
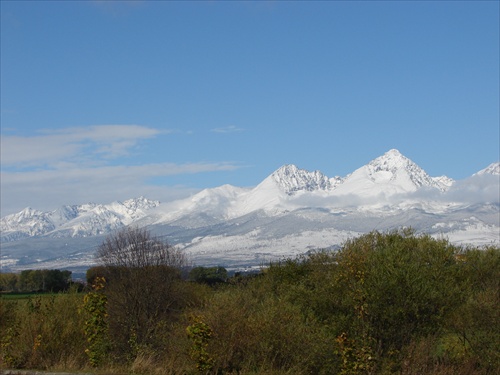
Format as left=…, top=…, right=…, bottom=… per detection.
left=0, top=228, right=498, bottom=374
left=0, top=269, right=76, bottom=293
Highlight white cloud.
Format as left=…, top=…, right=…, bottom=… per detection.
left=288, top=174, right=500, bottom=211
left=210, top=125, right=244, bottom=134
left=1, top=125, right=161, bottom=167
left=0, top=125, right=243, bottom=216
left=0, top=162, right=241, bottom=216
left=443, top=174, right=500, bottom=204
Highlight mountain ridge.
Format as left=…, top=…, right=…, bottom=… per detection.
left=1, top=197, right=160, bottom=242
left=2, top=150, right=498, bottom=240
left=1, top=150, right=498, bottom=272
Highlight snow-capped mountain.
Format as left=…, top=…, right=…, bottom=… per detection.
left=1, top=150, right=498, bottom=273
left=0, top=208, right=57, bottom=240
left=333, top=149, right=452, bottom=197
left=474, top=162, right=500, bottom=176
left=1, top=197, right=159, bottom=242
left=270, top=164, right=342, bottom=194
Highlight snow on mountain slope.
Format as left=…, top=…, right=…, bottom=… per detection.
left=432, top=215, right=500, bottom=246
left=0, top=197, right=159, bottom=241
left=1, top=149, right=498, bottom=272
left=432, top=175, right=455, bottom=189
left=53, top=205, right=126, bottom=237
left=0, top=149, right=487, bottom=238
left=224, top=163, right=346, bottom=217
left=231, top=174, right=290, bottom=217
left=108, top=197, right=161, bottom=222
left=332, top=149, right=450, bottom=197
left=270, top=164, right=339, bottom=194
left=0, top=208, right=56, bottom=241
left=474, top=162, right=500, bottom=176
left=183, top=227, right=360, bottom=267
left=150, top=165, right=342, bottom=223
left=147, top=185, right=248, bottom=226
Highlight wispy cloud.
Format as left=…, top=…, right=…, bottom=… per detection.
left=211, top=125, right=244, bottom=134
left=0, top=125, right=243, bottom=215
left=1, top=125, right=161, bottom=167
left=2, top=162, right=240, bottom=183
left=1, top=161, right=240, bottom=215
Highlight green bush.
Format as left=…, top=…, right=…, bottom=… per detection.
left=80, top=276, right=110, bottom=367
left=189, top=266, right=228, bottom=285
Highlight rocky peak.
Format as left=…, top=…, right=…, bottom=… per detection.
left=366, top=149, right=440, bottom=189
left=271, top=164, right=332, bottom=195
left=475, top=162, right=500, bottom=176
left=123, top=196, right=160, bottom=211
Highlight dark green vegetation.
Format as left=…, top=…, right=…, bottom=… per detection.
left=1, top=228, right=498, bottom=374
left=189, top=266, right=229, bottom=285
left=0, top=269, right=78, bottom=293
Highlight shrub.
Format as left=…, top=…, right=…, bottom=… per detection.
left=0, top=290, right=87, bottom=370
left=80, top=276, right=109, bottom=367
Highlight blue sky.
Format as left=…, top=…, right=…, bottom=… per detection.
left=1, top=0, right=499, bottom=216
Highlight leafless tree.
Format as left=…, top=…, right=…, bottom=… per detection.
left=96, top=226, right=186, bottom=269
left=95, top=226, right=189, bottom=356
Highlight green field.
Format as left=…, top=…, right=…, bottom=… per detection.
left=1, top=292, right=60, bottom=300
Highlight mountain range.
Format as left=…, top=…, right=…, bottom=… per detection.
left=1, top=149, right=499, bottom=273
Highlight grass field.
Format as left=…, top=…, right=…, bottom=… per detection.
left=1, top=292, right=66, bottom=300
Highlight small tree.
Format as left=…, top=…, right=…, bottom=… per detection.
left=189, top=266, right=228, bottom=285
left=81, top=276, right=109, bottom=367
left=96, top=227, right=188, bottom=358
left=0, top=273, right=18, bottom=292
